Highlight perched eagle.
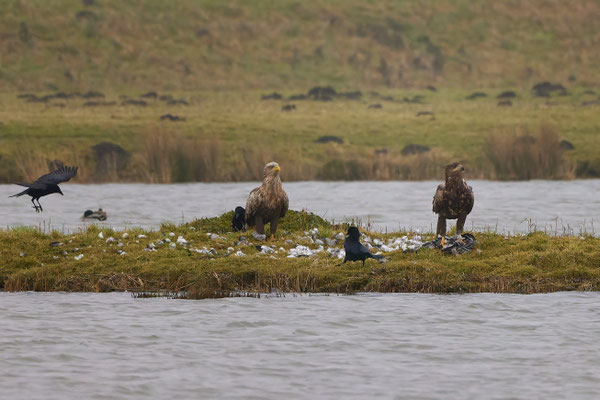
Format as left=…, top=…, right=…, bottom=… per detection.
left=245, top=162, right=289, bottom=238
left=432, top=162, right=474, bottom=244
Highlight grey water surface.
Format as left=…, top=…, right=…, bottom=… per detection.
left=1, top=180, right=599, bottom=234
left=1, top=291, right=599, bottom=399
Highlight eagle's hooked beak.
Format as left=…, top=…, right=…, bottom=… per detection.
left=273, top=165, right=281, bottom=173
left=460, top=165, right=465, bottom=172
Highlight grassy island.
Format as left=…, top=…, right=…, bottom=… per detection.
left=1, top=211, right=598, bottom=298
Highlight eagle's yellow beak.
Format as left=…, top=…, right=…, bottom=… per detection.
left=274, top=165, right=281, bottom=172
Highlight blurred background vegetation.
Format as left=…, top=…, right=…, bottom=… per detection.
left=0, top=0, right=599, bottom=182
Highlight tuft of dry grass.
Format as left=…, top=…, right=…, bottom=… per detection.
left=12, top=149, right=49, bottom=183
left=483, top=124, right=575, bottom=180
left=133, top=129, right=221, bottom=183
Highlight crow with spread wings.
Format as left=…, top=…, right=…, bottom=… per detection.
left=10, top=165, right=78, bottom=212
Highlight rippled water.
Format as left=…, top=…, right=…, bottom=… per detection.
left=1, top=180, right=599, bottom=234
left=1, top=292, right=599, bottom=399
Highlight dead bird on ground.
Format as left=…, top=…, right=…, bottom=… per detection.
left=423, top=233, right=477, bottom=255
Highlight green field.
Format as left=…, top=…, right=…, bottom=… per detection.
left=1, top=88, right=599, bottom=182
left=2, top=0, right=599, bottom=91
left=1, top=0, right=599, bottom=182
left=1, top=211, right=599, bottom=296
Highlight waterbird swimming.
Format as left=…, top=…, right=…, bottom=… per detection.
left=82, top=208, right=107, bottom=221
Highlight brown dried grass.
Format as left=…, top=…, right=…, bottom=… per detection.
left=483, top=124, right=575, bottom=180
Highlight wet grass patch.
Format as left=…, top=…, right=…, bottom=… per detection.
left=1, top=212, right=599, bottom=297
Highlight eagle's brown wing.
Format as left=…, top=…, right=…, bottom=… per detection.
left=280, top=191, right=289, bottom=218
left=244, top=187, right=262, bottom=226
left=432, top=183, right=445, bottom=213
left=462, top=184, right=475, bottom=215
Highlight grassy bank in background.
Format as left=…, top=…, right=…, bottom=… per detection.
left=1, top=87, right=599, bottom=182
left=2, top=0, right=600, bottom=182
left=1, top=0, right=599, bottom=91
left=1, top=211, right=599, bottom=297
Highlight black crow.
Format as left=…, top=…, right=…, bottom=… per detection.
left=232, top=206, right=246, bottom=232
left=10, top=165, right=78, bottom=212
left=339, top=226, right=384, bottom=266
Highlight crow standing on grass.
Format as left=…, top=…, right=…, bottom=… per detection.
left=339, top=226, right=384, bottom=266
left=10, top=165, right=78, bottom=212
left=232, top=206, right=246, bottom=232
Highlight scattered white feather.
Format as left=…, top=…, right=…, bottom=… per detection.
left=252, top=232, right=266, bottom=241
left=287, top=245, right=323, bottom=257
left=260, top=245, right=275, bottom=254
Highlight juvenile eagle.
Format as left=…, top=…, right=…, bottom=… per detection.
left=10, top=165, right=78, bottom=212
left=433, top=162, right=474, bottom=243
left=245, top=162, right=289, bottom=238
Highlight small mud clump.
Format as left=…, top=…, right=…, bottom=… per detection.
left=315, top=135, right=343, bottom=144
left=401, top=144, right=430, bottom=155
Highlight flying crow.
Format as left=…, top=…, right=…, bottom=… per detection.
left=339, top=226, right=384, bottom=266
left=10, top=165, right=78, bottom=212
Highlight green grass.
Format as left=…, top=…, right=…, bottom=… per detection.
left=1, top=88, right=599, bottom=182
left=2, top=0, right=600, bottom=181
left=1, top=0, right=599, bottom=91
left=1, top=211, right=599, bottom=297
